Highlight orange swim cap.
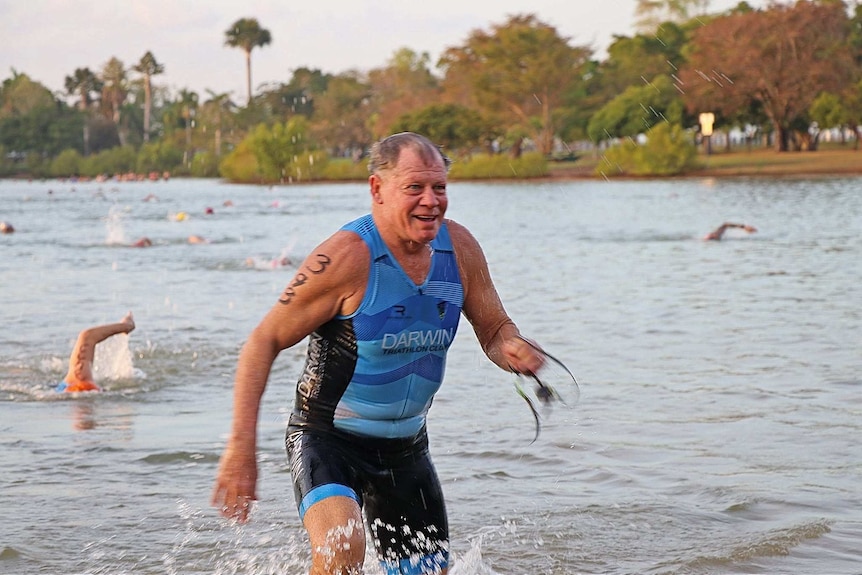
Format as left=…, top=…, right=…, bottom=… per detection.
left=63, top=380, right=101, bottom=393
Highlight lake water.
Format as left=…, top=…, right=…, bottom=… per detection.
left=1, top=174, right=860, bottom=575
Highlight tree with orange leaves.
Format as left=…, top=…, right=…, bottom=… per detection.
left=679, top=1, right=857, bottom=152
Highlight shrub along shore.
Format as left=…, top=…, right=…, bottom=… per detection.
left=4, top=145, right=859, bottom=184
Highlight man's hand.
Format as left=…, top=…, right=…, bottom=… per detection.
left=211, top=440, right=258, bottom=523
left=502, top=336, right=546, bottom=376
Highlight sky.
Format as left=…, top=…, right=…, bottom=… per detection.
left=1, top=0, right=765, bottom=102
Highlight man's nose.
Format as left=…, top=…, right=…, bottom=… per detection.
left=420, top=186, right=440, bottom=205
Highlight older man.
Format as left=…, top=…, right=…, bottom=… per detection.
left=212, top=132, right=546, bottom=575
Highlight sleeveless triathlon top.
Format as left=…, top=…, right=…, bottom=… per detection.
left=291, top=214, right=464, bottom=439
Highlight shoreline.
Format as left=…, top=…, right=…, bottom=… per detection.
left=3, top=147, right=860, bottom=185
left=543, top=146, right=862, bottom=181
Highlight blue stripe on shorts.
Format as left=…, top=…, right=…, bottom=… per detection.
left=384, top=550, right=450, bottom=574
left=298, top=483, right=360, bottom=519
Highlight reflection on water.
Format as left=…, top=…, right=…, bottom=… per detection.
left=0, top=177, right=861, bottom=574
left=71, top=401, right=97, bottom=430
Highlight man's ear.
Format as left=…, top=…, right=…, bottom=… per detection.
left=369, top=174, right=383, bottom=204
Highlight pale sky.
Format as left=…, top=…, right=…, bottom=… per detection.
left=1, top=0, right=764, bottom=102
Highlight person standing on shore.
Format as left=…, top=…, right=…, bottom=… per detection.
left=212, top=132, right=547, bottom=574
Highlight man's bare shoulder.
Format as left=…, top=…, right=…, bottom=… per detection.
left=298, top=230, right=369, bottom=280
left=271, top=230, right=369, bottom=318
left=443, top=218, right=491, bottom=291
left=443, top=218, right=479, bottom=246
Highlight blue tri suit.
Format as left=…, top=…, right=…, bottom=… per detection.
left=286, top=214, right=463, bottom=575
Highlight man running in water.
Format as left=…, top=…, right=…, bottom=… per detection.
left=56, top=312, right=135, bottom=393
left=212, top=132, right=547, bottom=575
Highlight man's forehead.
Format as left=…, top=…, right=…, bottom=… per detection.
left=388, top=163, right=447, bottom=182
left=390, top=149, right=446, bottom=173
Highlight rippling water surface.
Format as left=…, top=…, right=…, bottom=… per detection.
left=1, top=175, right=860, bottom=574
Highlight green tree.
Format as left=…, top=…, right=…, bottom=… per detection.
left=598, top=121, right=698, bottom=176
left=1, top=71, right=56, bottom=117
left=157, top=89, right=201, bottom=171
left=162, top=89, right=200, bottom=168
left=634, top=0, right=711, bottom=32
left=79, top=145, right=137, bottom=177
left=133, top=51, right=165, bottom=143
left=439, top=14, right=592, bottom=156
left=100, top=57, right=129, bottom=146
left=199, top=90, right=237, bottom=158
left=136, top=140, right=183, bottom=174
left=595, top=23, right=689, bottom=98
left=840, top=78, right=862, bottom=149
left=246, top=116, right=326, bottom=182
left=809, top=92, right=845, bottom=143
left=391, top=103, right=492, bottom=156
left=64, top=67, right=102, bottom=111
left=255, top=67, right=330, bottom=120
left=0, top=105, right=83, bottom=157
left=311, top=72, right=373, bottom=158
left=64, top=67, right=102, bottom=155
left=224, top=17, right=272, bottom=105
left=367, top=48, right=440, bottom=138
left=50, top=148, right=83, bottom=177
left=1, top=74, right=82, bottom=160
left=851, top=1, right=862, bottom=67
left=587, top=75, right=684, bottom=143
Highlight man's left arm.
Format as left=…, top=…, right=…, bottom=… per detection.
left=448, top=220, right=545, bottom=375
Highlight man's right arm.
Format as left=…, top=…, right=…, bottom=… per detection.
left=212, top=231, right=369, bottom=521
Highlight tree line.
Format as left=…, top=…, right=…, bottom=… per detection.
left=1, top=1, right=861, bottom=181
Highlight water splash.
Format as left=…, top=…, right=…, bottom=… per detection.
left=105, top=205, right=127, bottom=245
left=93, top=334, right=135, bottom=380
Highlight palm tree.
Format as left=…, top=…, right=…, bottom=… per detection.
left=133, top=51, right=165, bottom=142
left=177, top=89, right=199, bottom=166
left=64, top=67, right=102, bottom=111
left=64, top=67, right=103, bottom=155
left=224, top=17, right=272, bottom=105
left=200, top=90, right=236, bottom=157
left=100, top=57, right=128, bottom=146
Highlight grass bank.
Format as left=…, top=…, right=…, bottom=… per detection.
left=549, top=144, right=862, bottom=180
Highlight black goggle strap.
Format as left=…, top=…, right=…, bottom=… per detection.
left=510, top=336, right=579, bottom=443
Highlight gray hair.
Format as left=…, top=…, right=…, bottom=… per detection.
left=367, top=132, right=451, bottom=175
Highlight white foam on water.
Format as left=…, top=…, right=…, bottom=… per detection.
left=93, top=333, right=135, bottom=380
left=105, top=205, right=128, bottom=245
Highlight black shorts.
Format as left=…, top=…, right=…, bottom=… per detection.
left=285, top=419, right=449, bottom=574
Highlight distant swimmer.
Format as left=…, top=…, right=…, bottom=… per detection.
left=0, top=221, right=14, bottom=234
left=188, top=235, right=209, bottom=244
left=131, top=237, right=153, bottom=247
left=56, top=312, right=136, bottom=393
left=244, top=255, right=291, bottom=269
left=704, top=222, right=757, bottom=241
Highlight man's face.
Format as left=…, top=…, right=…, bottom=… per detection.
left=370, top=147, right=448, bottom=246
